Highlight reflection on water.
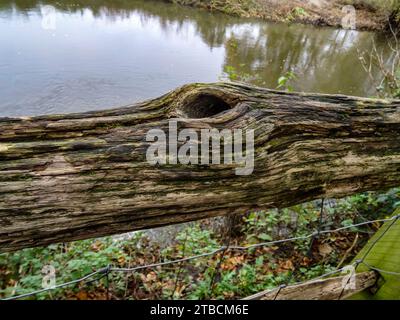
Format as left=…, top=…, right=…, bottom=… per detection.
left=0, top=0, right=393, bottom=116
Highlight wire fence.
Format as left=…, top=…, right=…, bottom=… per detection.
left=2, top=211, right=400, bottom=301
left=243, top=264, right=352, bottom=300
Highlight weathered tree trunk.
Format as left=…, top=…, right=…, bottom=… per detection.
left=244, top=271, right=378, bottom=300
left=1, top=82, right=400, bottom=252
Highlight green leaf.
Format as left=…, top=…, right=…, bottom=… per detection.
left=258, top=233, right=272, bottom=241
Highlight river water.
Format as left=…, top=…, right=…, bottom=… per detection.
left=0, top=0, right=393, bottom=117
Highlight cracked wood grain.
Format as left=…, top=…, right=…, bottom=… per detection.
left=1, top=82, right=400, bottom=252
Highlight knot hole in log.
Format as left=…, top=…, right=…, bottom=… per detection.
left=179, top=93, right=233, bottom=119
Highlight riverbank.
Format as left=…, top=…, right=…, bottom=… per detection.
left=167, top=0, right=394, bottom=31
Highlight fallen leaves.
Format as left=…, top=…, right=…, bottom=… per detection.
left=318, top=243, right=333, bottom=257
left=281, top=259, right=295, bottom=271
left=221, top=255, right=245, bottom=271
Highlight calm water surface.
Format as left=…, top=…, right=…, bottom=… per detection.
left=0, top=0, right=393, bottom=117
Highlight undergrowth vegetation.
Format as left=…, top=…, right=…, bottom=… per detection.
left=169, top=0, right=396, bottom=30
left=1, top=1, right=400, bottom=300
left=2, top=28, right=400, bottom=299
left=1, top=190, right=399, bottom=300
left=169, top=0, right=262, bottom=18
left=342, top=0, right=399, bottom=14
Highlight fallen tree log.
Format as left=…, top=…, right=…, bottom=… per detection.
left=1, top=82, right=400, bottom=252
left=243, top=271, right=378, bottom=300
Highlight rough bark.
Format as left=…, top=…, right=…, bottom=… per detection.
left=1, top=82, right=400, bottom=252
left=244, top=271, right=378, bottom=300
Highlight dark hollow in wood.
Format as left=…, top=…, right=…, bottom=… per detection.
left=1, top=82, right=400, bottom=252
left=179, top=93, right=233, bottom=118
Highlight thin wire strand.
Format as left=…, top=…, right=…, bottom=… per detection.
left=361, top=261, right=400, bottom=277
left=2, top=214, right=397, bottom=300
left=275, top=198, right=325, bottom=300
left=208, top=219, right=233, bottom=297
left=170, top=230, right=189, bottom=300
left=230, top=215, right=399, bottom=251
left=359, top=216, right=399, bottom=263
left=243, top=265, right=351, bottom=300
left=1, top=269, right=103, bottom=301
left=307, top=198, right=325, bottom=257
left=338, top=214, right=400, bottom=300
left=110, top=247, right=226, bottom=273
